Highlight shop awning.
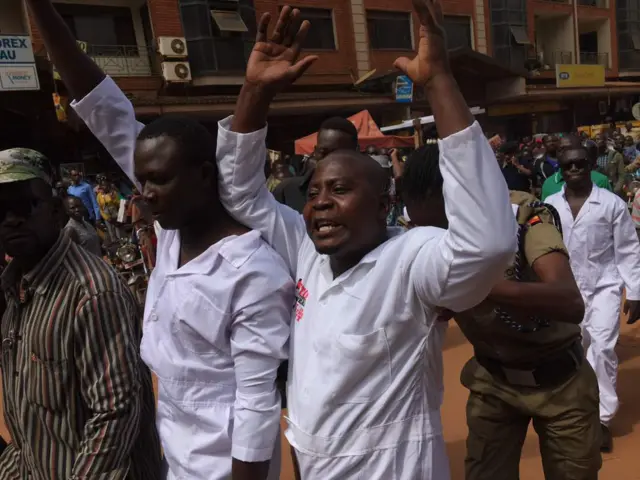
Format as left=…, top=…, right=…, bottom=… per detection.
left=294, top=110, right=415, bottom=155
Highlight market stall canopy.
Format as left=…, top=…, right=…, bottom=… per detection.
left=294, top=110, right=415, bottom=155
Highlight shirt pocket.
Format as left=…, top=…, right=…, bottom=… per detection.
left=326, top=329, right=391, bottom=405
left=171, top=297, right=231, bottom=357
left=587, top=221, right=612, bottom=257
left=26, top=353, right=68, bottom=411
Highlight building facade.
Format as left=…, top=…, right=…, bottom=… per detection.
left=2, top=0, right=639, bottom=150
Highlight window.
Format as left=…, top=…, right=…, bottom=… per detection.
left=297, top=8, right=336, bottom=50
left=55, top=4, right=137, bottom=57
left=210, top=10, right=248, bottom=33
left=367, top=11, right=413, bottom=50
left=510, top=25, right=531, bottom=45
left=179, top=0, right=254, bottom=75
left=489, top=0, right=528, bottom=68
left=618, top=0, right=640, bottom=68
left=443, top=16, right=472, bottom=50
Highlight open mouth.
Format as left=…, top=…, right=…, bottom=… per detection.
left=314, top=219, right=342, bottom=234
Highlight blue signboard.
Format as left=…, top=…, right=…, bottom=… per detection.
left=395, top=75, right=413, bottom=103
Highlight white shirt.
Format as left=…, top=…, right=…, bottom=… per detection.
left=72, top=77, right=293, bottom=480
left=546, top=185, right=640, bottom=300
left=216, top=117, right=517, bottom=479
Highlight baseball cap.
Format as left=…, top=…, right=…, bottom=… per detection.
left=0, top=148, right=52, bottom=185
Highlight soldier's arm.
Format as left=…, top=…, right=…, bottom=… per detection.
left=487, top=223, right=584, bottom=324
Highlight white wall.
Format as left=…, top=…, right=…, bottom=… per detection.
left=0, top=0, right=27, bottom=34
left=597, top=19, right=611, bottom=68
left=535, top=16, right=574, bottom=66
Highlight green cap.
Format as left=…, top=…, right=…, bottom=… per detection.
left=0, top=148, right=52, bottom=185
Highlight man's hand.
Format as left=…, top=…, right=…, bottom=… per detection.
left=232, top=6, right=318, bottom=133
left=246, top=7, right=318, bottom=95
left=393, top=0, right=450, bottom=86
left=624, top=299, right=640, bottom=324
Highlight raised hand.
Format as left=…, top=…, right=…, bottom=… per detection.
left=245, top=6, right=319, bottom=94
left=393, top=0, right=449, bottom=86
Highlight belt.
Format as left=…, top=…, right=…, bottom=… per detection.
left=475, top=341, right=583, bottom=388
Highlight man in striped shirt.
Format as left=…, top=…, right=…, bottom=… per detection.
left=0, top=148, right=162, bottom=479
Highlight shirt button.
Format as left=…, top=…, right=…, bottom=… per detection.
left=150, top=313, right=158, bottom=321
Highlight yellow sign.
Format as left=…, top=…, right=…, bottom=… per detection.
left=52, top=41, right=87, bottom=80
left=556, top=64, right=605, bottom=88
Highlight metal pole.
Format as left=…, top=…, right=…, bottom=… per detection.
left=574, top=0, right=581, bottom=64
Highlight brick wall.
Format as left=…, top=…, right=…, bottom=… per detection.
left=147, top=0, right=184, bottom=37
left=254, top=0, right=358, bottom=85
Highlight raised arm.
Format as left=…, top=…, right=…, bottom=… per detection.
left=216, top=7, right=318, bottom=275
left=398, top=0, right=516, bottom=310
left=25, top=0, right=144, bottom=187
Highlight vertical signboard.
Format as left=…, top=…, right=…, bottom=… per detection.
left=395, top=75, right=414, bottom=103
left=0, top=35, right=40, bottom=91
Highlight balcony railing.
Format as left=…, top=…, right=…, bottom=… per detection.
left=544, top=50, right=573, bottom=66
left=578, top=0, right=607, bottom=7
left=87, top=45, right=157, bottom=77
left=580, top=51, right=609, bottom=66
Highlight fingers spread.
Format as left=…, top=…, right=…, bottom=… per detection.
left=256, top=12, right=271, bottom=43
left=272, top=5, right=291, bottom=43
left=287, top=55, right=319, bottom=82
left=284, top=8, right=302, bottom=48
left=291, top=20, right=312, bottom=59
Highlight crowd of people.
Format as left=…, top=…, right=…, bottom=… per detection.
left=0, top=0, right=639, bottom=479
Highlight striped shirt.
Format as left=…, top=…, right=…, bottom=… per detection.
left=0, top=234, right=162, bottom=480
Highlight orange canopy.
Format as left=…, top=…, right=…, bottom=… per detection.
left=294, top=110, right=415, bottom=155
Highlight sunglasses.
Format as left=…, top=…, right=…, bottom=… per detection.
left=560, top=159, right=590, bottom=171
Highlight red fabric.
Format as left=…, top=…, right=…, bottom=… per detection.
left=294, top=110, right=415, bottom=155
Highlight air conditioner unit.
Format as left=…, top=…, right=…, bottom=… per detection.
left=162, top=61, right=192, bottom=83
left=157, top=37, right=188, bottom=58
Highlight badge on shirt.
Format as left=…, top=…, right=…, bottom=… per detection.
left=295, top=279, right=309, bottom=322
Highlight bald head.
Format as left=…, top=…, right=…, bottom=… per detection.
left=320, top=149, right=389, bottom=193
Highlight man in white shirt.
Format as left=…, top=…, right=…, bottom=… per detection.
left=216, top=2, right=517, bottom=478
left=25, top=0, right=293, bottom=478
left=546, top=135, right=640, bottom=453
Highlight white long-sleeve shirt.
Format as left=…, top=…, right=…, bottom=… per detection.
left=216, top=116, right=517, bottom=479
left=71, top=76, right=292, bottom=480
left=546, top=185, right=640, bottom=301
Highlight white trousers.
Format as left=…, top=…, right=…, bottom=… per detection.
left=581, top=287, right=622, bottom=426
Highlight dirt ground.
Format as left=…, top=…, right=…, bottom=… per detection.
left=2, top=317, right=639, bottom=479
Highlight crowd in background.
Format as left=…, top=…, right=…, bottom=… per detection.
left=53, top=169, right=156, bottom=272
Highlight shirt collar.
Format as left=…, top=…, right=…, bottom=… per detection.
left=561, top=183, right=602, bottom=205
left=1, top=233, right=70, bottom=296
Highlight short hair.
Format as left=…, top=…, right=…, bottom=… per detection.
left=137, top=115, right=216, bottom=167
left=319, top=117, right=358, bottom=147
left=401, top=144, right=442, bottom=203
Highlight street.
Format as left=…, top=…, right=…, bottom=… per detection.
left=2, top=318, right=639, bottom=479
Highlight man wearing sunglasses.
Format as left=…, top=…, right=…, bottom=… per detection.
left=0, top=149, right=162, bottom=479
left=546, top=136, right=640, bottom=453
